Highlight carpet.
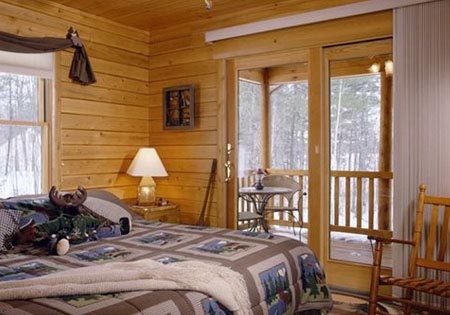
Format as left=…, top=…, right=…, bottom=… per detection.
left=329, top=293, right=397, bottom=315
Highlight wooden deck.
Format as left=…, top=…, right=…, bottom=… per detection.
left=271, top=225, right=392, bottom=268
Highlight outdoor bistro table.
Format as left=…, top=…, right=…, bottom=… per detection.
left=238, top=186, right=294, bottom=232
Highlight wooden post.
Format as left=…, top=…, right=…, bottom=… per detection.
left=308, top=47, right=325, bottom=259
left=261, top=68, right=270, bottom=169
left=378, top=69, right=392, bottom=231
left=225, top=60, right=238, bottom=229
left=216, top=60, right=228, bottom=228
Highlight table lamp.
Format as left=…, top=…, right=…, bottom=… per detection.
left=127, top=148, right=168, bottom=205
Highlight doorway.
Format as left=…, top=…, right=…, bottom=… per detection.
left=236, top=63, right=309, bottom=242
left=323, top=39, right=393, bottom=290
left=223, top=49, right=310, bottom=232
left=223, top=39, right=393, bottom=291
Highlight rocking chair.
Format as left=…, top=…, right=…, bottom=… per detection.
left=368, top=184, right=450, bottom=315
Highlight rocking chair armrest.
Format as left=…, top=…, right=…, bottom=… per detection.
left=368, top=235, right=415, bottom=246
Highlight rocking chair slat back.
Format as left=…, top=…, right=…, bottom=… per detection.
left=438, top=206, right=450, bottom=261
left=368, top=184, right=450, bottom=315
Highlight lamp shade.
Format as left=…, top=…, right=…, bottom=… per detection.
left=127, top=148, right=168, bottom=177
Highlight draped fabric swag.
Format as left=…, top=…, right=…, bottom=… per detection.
left=0, top=28, right=96, bottom=85
left=393, top=0, right=450, bottom=299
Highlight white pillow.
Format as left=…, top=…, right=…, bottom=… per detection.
left=84, top=190, right=133, bottom=231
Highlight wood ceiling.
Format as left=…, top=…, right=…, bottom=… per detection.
left=48, top=0, right=363, bottom=31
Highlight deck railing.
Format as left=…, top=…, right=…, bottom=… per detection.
left=238, top=169, right=393, bottom=238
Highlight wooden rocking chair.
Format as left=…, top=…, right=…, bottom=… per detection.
left=368, top=184, right=450, bottom=315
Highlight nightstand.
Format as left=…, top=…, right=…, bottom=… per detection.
left=131, top=204, right=180, bottom=224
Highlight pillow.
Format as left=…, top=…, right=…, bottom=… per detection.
left=83, top=190, right=133, bottom=231
left=0, top=209, right=21, bottom=252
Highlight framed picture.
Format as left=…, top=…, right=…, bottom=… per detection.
left=163, top=85, right=195, bottom=129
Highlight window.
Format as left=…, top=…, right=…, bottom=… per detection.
left=329, top=73, right=382, bottom=230
left=330, top=73, right=381, bottom=172
left=238, top=79, right=262, bottom=176
left=0, top=52, right=52, bottom=197
left=270, top=82, right=308, bottom=169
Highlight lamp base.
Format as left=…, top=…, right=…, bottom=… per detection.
left=137, top=185, right=155, bottom=205
left=137, top=177, right=156, bottom=206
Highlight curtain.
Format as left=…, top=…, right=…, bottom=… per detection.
left=393, top=0, right=450, bottom=288
left=0, top=28, right=95, bottom=85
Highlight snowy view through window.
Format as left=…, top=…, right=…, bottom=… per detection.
left=238, top=78, right=309, bottom=231
left=238, top=79, right=262, bottom=177
left=330, top=74, right=381, bottom=172
left=270, top=82, right=308, bottom=170
left=238, top=80, right=309, bottom=175
left=330, top=74, right=381, bottom=229
left=238, top=73, right=383, bottom=230
left=0, top=72, right=43, bottom=197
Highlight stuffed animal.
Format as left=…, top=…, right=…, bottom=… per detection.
left=11, top=186, right=124, bottom=256
left=15, top=186, right=90, bottom=255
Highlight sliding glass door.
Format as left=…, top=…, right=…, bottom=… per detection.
left=224, top=40, right=393, bottom=291
left=324, top=39, right=393, bottom=290
left=236, top=63, right=310, bottom=240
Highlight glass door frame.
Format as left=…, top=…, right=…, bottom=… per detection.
left=321, top=38, right=393, bottom=292
left=223, top=48, right=310, bottom=232
left=220, top=38, right=393, bottom=293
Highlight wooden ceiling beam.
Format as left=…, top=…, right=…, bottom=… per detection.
left=205, top=0, right=435, bottom=42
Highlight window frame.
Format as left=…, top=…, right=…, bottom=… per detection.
left=0, top=75, right=51, bottom=196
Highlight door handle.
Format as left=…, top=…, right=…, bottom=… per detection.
left=224, top=160, right=232, bottom=182
left=226, top=143, right=233, bottom=155
left=224, top=143, right=233, bottom=183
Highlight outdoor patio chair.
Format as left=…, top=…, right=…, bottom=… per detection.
left=262, top=175, right=305, bottom=235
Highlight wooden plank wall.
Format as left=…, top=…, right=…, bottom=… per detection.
left=148, top=0, right=392, bottom=226
left=0, top=0, right=150, bottom=199
left=148, top=48, right=218, bottom=225
left=0, top=0, right=391, bottom=226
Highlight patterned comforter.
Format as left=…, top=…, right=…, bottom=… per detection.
left=0, top=220, right=332, bottom=315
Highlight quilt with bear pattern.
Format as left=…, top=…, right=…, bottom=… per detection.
left=0, top=219, right=332, bottom=315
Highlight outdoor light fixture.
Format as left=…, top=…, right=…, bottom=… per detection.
left=254, top=168, right=266, bottom=190
left=385, top=60, right=394, bottom=76
left=369, top=62, right=381, bottom=73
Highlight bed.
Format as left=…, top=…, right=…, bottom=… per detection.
left=0, top=190, right=332, bottom=315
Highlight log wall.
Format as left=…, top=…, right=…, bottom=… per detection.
left=0, top=0, right=150, bottom=199
left=0, top=0, right=392, bottom=227
left=148, top=1, right=392, bottom=226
